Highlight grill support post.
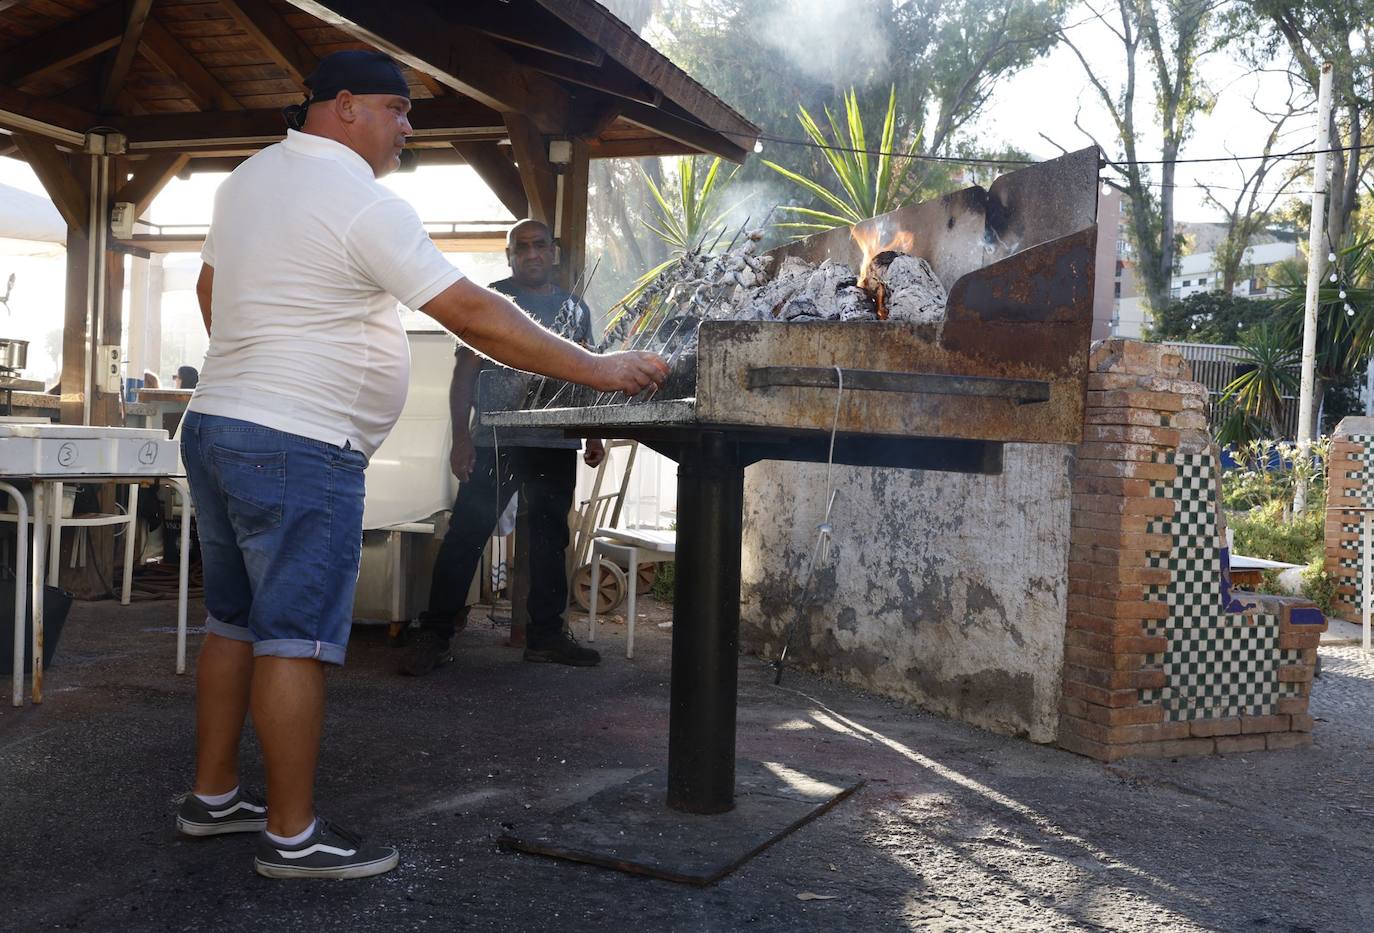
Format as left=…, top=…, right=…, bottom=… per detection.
left=667, top=431, right=744, bottom=813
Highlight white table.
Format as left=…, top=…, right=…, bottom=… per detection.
left=0, top=423, right=188, bottom=706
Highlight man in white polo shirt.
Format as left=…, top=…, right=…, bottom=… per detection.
left=170, top=50, right=667, bottom=880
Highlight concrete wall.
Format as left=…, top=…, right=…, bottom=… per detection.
left=739, top=445, right=1073, bottom=744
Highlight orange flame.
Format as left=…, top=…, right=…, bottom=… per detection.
left=853, top=224, right=916, bottom=286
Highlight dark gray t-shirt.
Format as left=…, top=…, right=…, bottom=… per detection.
left=471, top=278, right=592, bottom=449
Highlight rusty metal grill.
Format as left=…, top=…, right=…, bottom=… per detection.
left=478, top=147, right=1101, bottom=816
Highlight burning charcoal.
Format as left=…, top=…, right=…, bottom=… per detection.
left=880, top=255, right=947, bottom=325
left=837, top=285, right=877, bottom=321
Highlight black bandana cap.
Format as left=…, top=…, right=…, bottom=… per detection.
left=284, top=50, right=409, bottom=129
left=306, top=50, right=411, bottom=102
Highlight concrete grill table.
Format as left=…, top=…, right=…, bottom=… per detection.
left=479, top=148, right=1103, bottom=882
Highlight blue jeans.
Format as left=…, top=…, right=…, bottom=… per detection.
left=180, top=412, right=366, bottom=666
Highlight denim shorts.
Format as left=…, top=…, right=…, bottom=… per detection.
left=180, top=412, right=366, bottom=665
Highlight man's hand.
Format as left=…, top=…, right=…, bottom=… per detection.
left=450, top=429, right=476, bottom=481
left=588, top=351, right=670, bottom=395
left=584, top=439, right=606, bottom=468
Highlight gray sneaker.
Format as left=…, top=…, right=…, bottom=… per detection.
left=254, top=819, right=399, bottom=880
left=175, top=788, right=268, bottom=836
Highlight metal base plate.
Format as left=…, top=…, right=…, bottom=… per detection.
left=499, top=759, right=861, bottom=885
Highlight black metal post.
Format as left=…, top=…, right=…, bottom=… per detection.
left=667, top=431, right=744, bottom=813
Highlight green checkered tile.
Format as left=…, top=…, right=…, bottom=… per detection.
left=1138, top=450, right=1302, bottom=721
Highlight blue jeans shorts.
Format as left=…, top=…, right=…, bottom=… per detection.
left=180, top=412, right=366, bottom=666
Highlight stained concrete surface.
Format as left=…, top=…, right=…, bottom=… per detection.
left=2, top=597, right=1372, bottom=932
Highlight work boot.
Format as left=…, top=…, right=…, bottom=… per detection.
left=398, top=627, right=454, bottom=677
left=523, top=629, right=600, bottom=667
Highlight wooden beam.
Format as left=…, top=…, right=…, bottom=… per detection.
left=117, top=96, right=504, bottom=143
left=451, top=141, right=527, bottom=219
left=557, top=137, right=589, bottom=293
left=0, top=3, right=124, bottom=85
left=503, top=112, right=555, bottom=225
left=510, top=48, right=661, bottom=106
left=282, top=0, right=571, bottom=133
left=100, top=0, right=156, bottom=114
left=461, top=7, right=605, bottom=66
left=0, top=85, right=94, bottom=136
left=12, top=133, right=89, bottom=229
left=117, top=152, right=190, bottom=216
left=217, top=0, right=318, bottom=86
left=586, top=137, right=698, bottom=159
left=140, top=18, right=245, bottom=112
left=617, top=99, right=749, bottom=163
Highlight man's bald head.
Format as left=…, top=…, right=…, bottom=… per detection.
left=506, top=219, right=555, bottom=292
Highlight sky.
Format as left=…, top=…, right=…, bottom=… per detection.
left=0, top=0, right=1331, bottom=383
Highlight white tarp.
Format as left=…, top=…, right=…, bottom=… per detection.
left=0, top=183, right=65, bottom=254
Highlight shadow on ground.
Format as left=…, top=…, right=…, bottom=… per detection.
left=2, top=598, right=1371, bottom=932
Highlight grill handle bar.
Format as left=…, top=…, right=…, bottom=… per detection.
left=744, top=367, right=1051, bottom=404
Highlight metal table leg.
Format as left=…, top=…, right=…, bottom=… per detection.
left=121, top=481, right=139, bottom=605
left=30, top=482, right=46, bottom=704
left=668, top=431, right=743, bottom=814
left=0, top=482, right=28, bottom=708
left=167, top=478, right=191, bottom=675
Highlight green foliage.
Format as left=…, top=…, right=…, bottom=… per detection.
left=604, top=156, right=741, bottom=330
left=1218, top=324, right=1299, bottom=437
left=1223, top=437, right=1333, bottom=609
left=1273, top=237, right=1374, bottom=383
left=763, top=87, right=925, bottom=236
left=1228, top=499, right=1324, bottom=566
left=649, top=560, right=676, bottom=603
left=1144, top=292, right=1281, bottom=343
left=1221, top=438, right=1330, bottom=511
left=639, top=156, right=738, bottom=255
left=1300, top=558, right=1337, bottom=617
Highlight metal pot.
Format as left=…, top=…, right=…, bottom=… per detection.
left=0, top=337, right=28, bottom=371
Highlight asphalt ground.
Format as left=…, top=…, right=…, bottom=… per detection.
left=2, top=596, right=1371, bottom=932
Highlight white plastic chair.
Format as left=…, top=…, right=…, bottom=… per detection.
left=587, top=527, right=675, bottom=658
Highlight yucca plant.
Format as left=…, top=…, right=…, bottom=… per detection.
left=762, top=86, right=923, bottom=237
left=1219, top=323, right=1299, bottom=438
left=604, top=156, right=739, bottom=335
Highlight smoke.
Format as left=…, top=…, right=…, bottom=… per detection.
left=758, top=0, right=891, bottom=88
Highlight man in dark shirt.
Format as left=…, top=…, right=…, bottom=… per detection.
left=402, top=219, right=605, bottom=674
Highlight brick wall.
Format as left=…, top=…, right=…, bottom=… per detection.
left=1059, top=338, right=1326, bottom=761
left=1326, top=417, right=1374, bottom=623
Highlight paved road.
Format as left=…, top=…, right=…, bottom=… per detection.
left=1, top=598, right=1371, bottom=932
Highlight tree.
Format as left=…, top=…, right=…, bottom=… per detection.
left=1230, top=1, right=1374, bottom=260
left=1054, top=0, right=1217, bottom=314
left=1145, top=291, right=1282, bottom=344
left=652, top=0, right=1065, bottom=214
left=1200, top=79, right=1307, bottom=294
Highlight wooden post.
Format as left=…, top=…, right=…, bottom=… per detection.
left=557, top=137, right=590, bottom=294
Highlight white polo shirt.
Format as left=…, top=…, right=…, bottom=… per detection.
left=189, top=130, right=463, bottom=458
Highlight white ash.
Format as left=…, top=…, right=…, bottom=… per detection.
left=837, top=285, right=877, bottom=321
left=877, top=254, right=946, bottom=325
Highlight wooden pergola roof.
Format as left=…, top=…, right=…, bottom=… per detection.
left=0, top=0, right=759, bottom=183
